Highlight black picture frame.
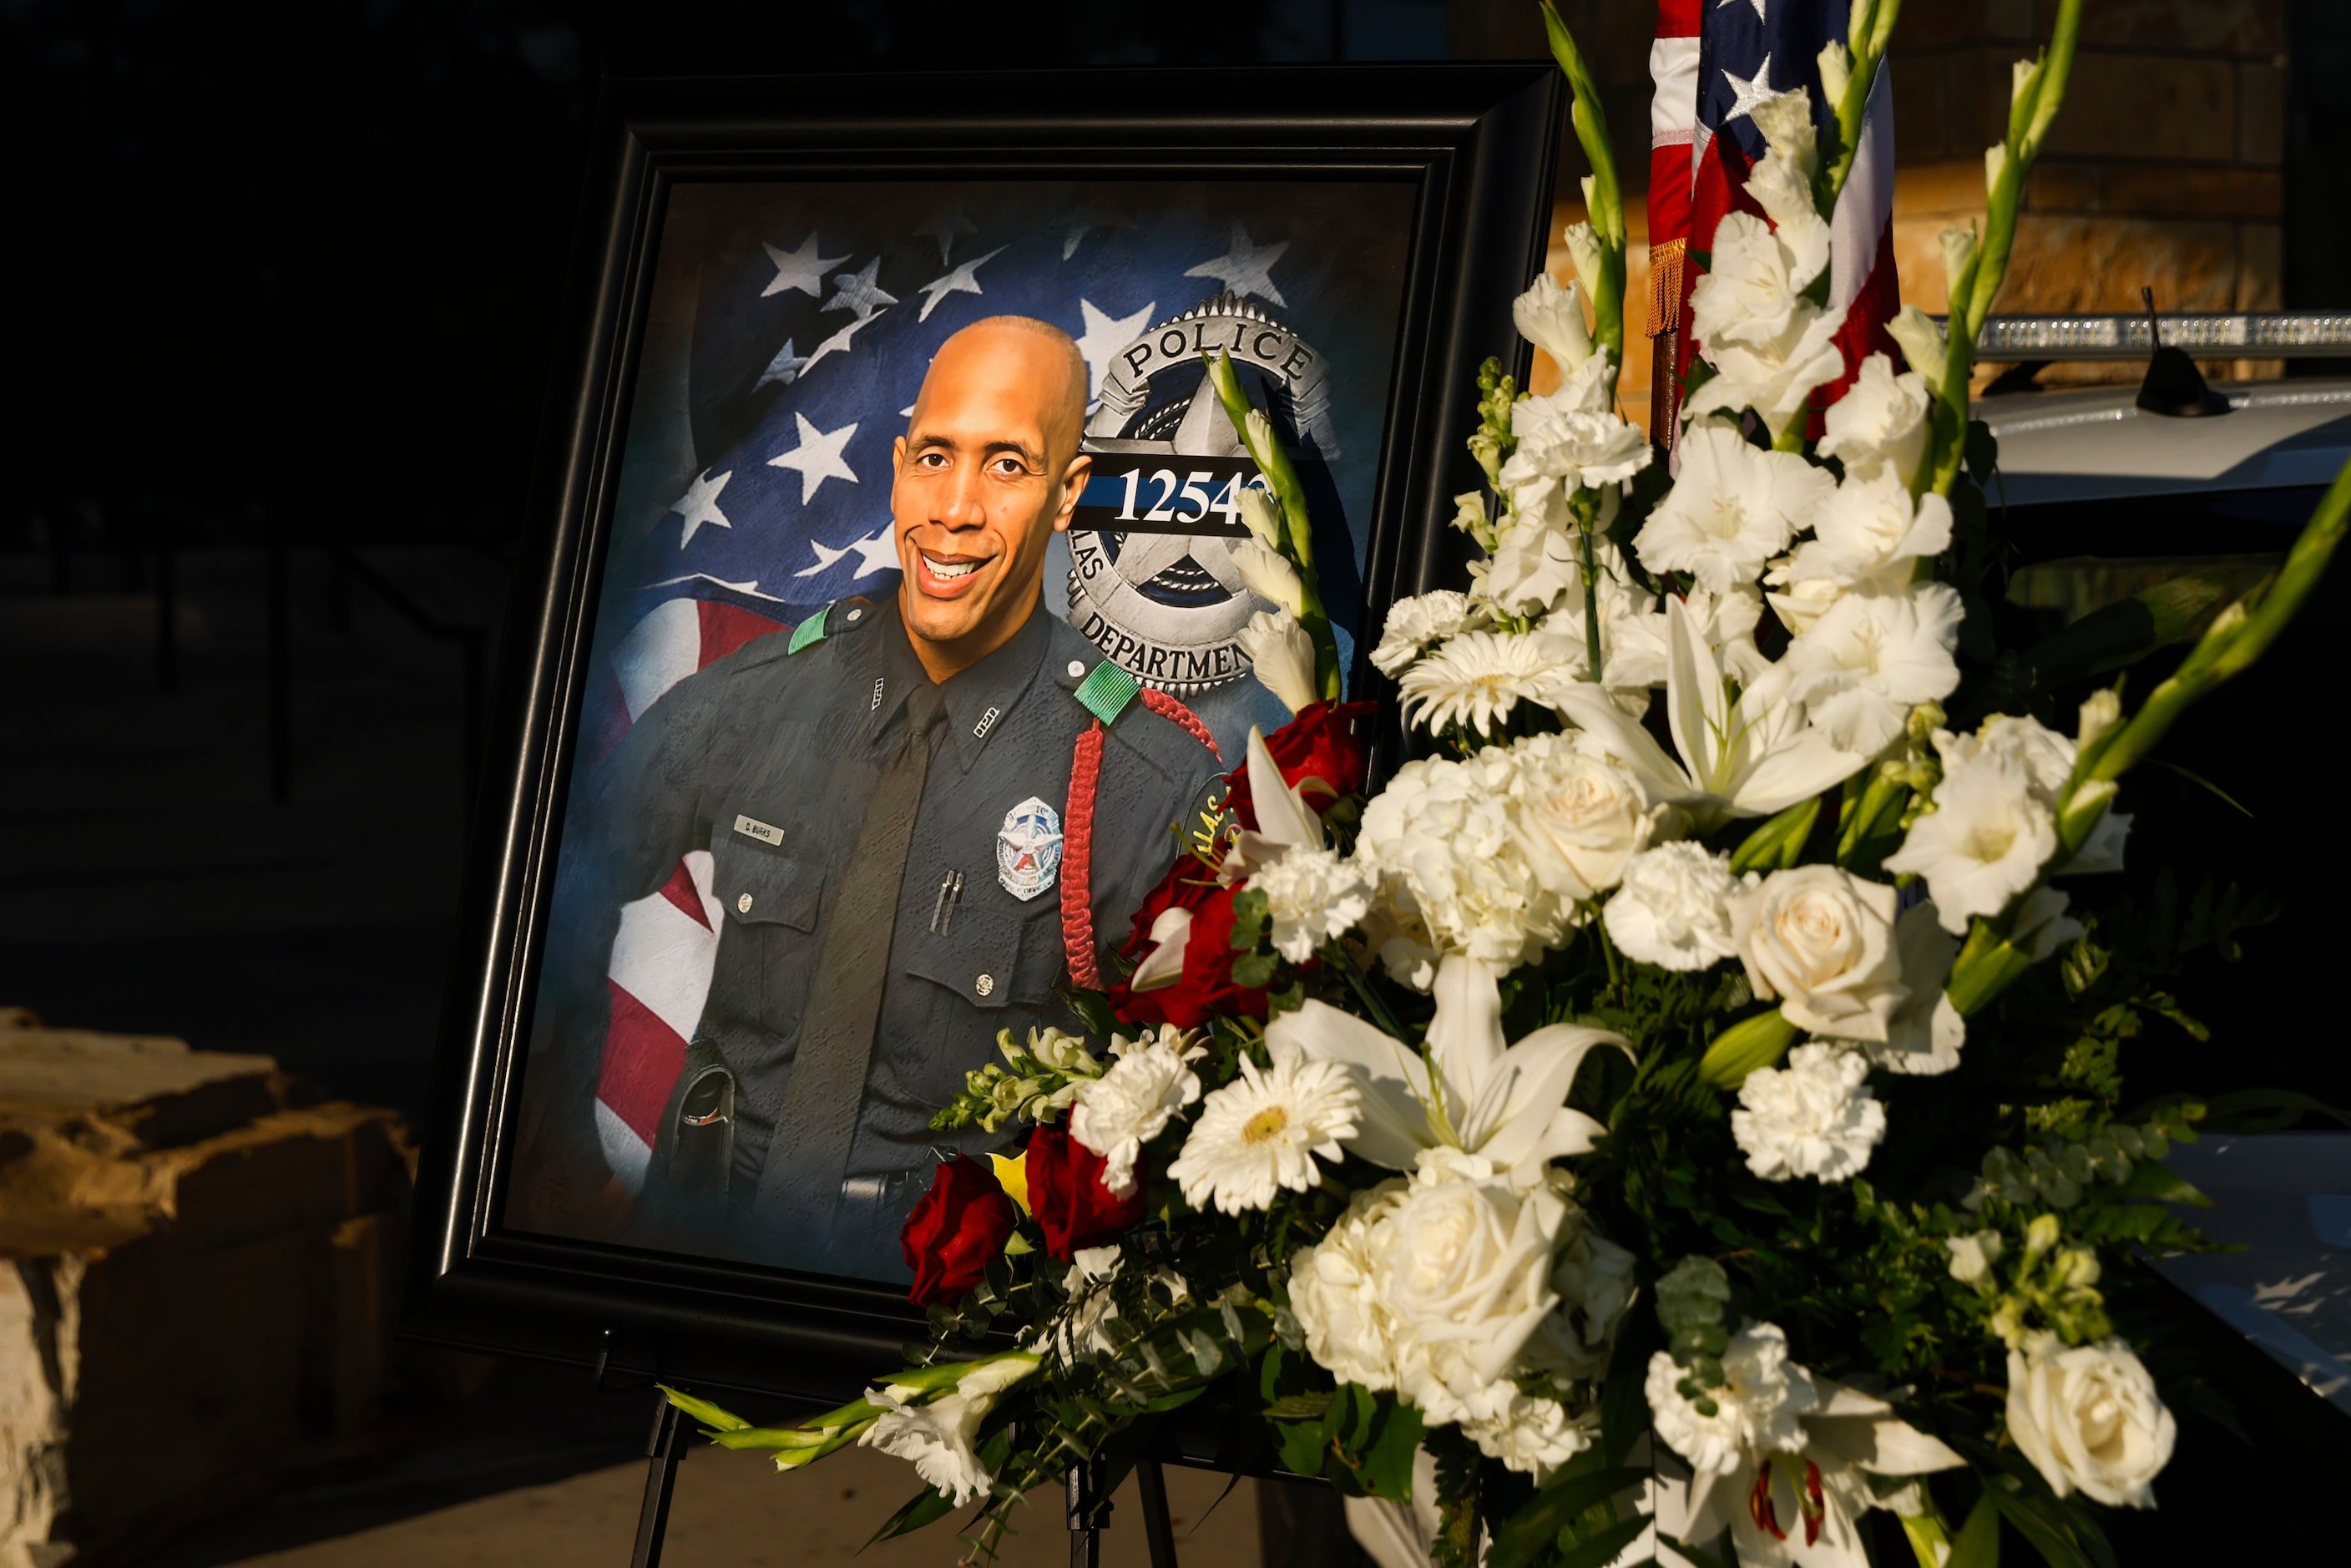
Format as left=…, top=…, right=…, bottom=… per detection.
left=406, top=61, right=1564, bottom=1407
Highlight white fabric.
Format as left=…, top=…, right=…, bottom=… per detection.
left=1828, top=64, right=1895, bottom=312
left=595, top=1099, right=654, bottom=1195
left=607, top=848, right=721, bottom=1041
left=1650, top=37, right=1701, bottom=147
left=614, top=596, right=704, bottom=721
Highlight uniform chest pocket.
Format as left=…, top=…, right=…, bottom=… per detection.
left=904, top=899, right=1068, bottom=1011
left=710, top=836, right=823, bottom=932
left=707, top=835, right=825, bottom=1040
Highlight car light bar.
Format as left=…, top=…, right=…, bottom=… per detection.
left=1934, top=311, right=2351, bottom=361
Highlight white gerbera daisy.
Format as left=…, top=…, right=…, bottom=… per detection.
left=1398, top=630, right=1577, bottom=738
left=1168, top=1043, right=1360, bottom=1215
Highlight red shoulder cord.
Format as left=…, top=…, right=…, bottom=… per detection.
left=1059, top=690, right=1227, bottom=987
left=1060, top=721, right=1105, bottom=989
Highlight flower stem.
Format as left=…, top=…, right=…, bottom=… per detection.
left=1327, top=940, right=1407, bottom=1040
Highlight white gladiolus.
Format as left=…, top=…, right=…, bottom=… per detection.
left=1371, top=589, right=1482, bottom=677
left=1561, top=220, right=1605, bottom=296
left=1166, top=1041, right=1358, bottom=1215
left=1939, top=223, right=1979, bottom=298
left=1482, top=511, right=1584, bottom=616
left=1731, top=1043, right=1887, bottom=1181
left=1886, top=304, right=1950, bottom=392
left=1780, top=583, right=1966, bottom=756
left=1512, top=271, right=1594, bottom=372
left=1683, top=204, right=1851, bottom=439
left=1884, top=730, right=2059, bottom=933
left=1745, top=90, right=1829, bottom=276
left=1238, top=609, right=1317, bottom=716
left=1867, top=901, right=1966, bottom=1075
left=1252, top=843, right=1374, bottom=964
left=1818, top=353, right=1933, bottom=488
left=1732, top=865, right=1910, bottom=1042
left=1125, top=904, right=1194, bottom=991
left=1947, top=1230, right=2004, bottom=1287
left=1069, top=1027, right=1206, bottom=1199
left=1230, top=537, right=1306, bottom=618
left=2005, top=1335, right=2177, bottom=1508
left=1985, top=139, right=2010, bottom=195
left=1237, top=483, right=1282, bottom=548
left=1602, top=841, right=1746, bottom=972
left=1817, top=39, right=1852, bottom=108
left=861, top=1353, right=1041, bottom=1506
left=1790, top=471, right=1954, bottom=590
left=1632, top=421, right=1838, bottom=594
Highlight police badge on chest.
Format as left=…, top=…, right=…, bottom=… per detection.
left=996, top=797, right=1064, bottom=901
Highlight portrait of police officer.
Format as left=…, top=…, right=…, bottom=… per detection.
left=517, top=315, right=1222, bottom=1282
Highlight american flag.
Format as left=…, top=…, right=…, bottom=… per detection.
left=1647, top=0, right=1900, bottom=439
left=573, top=180, right=1407, bottom=1191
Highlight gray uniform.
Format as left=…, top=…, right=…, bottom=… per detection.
left=528, top=594, right=1218, bottom=1279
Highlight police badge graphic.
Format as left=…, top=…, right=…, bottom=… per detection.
left=1064, top=292, right=1338, bottom=695
left=997, top=797, right=1064, bottom=902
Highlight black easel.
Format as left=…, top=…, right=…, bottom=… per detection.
left=631, top=1392, right=690, bottom=1568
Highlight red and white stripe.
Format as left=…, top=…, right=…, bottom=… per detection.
left=587, top=598, right=789, bottom=1191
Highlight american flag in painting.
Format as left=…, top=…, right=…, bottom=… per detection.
left=1647, top=0, right=1900, bottom=438
left=572, top=181, right=1408, bottom=1191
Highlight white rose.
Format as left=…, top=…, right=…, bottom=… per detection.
left=2005, top=1336, right=2177, bottom=1508
left=1512, top=271, right=1594, bottom=372
left=1646, top=1322, right=1817, bottom=1476
left=1732, top=866, right=1909, bottom=1042
left=1287, top=1180, right=1411, bottom=1392
left=1238, top=609, right=1318, bottom=716
left=1603, top=841, right=1745, bottom=972
left=1068, top=1027, right=1206, bottom=1198
left=1883, top=731, right=2058, bottom=934
left=1507, top=735, right=1656, bottom=901
left=1251, top=842, right=1374, bottom=964
left=1372, top=1150, right=1567, bottom=1419
left=1818, top=352, right=1931, bottom=488
left=1730, top=1042, right=1886, bottom=1182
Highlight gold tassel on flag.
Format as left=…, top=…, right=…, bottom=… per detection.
left=1647, top=236, right=1686, bottom=451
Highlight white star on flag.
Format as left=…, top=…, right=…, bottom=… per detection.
left=914, top=245, right=1008, bottom=322
left=801, top=310, right=884, bottom=377
left=753, top=338, right=808, bottom=391
left=1718, top=0, right=1767, bottom=18
left=823, top=257, right=897, bottom=318
left=1073, top=298, right=1156, bottom=397
left=760, top=235, right=847, bottom=299
left=766, top=414, right=860, bottom=503
left=1722, top=53, right=1777, bottom=124
left=670, top=468, right=734, bottom=548
left=1185, top=220, right=1290, bottom=307
left=795, top=523, right=899, bottom=579
left=914, top=206, right=976, bottom=266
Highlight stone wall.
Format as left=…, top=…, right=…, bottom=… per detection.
left=1, top=1012, right=412, bottom=1567
left=1446, top=0, right=2292, bottom=417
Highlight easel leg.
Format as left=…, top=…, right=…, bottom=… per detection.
left=1066, top=1462, right=1102, bottom=1568
left=631, top=1391, right=689, bottom=1568
left=1135, top=1458, right=1181, bottom=1568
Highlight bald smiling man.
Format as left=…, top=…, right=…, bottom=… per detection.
left=519, top=317, right=1221, bottom=1282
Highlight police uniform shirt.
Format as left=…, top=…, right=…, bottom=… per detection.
left=535, top=593, right=1218, bottom=1255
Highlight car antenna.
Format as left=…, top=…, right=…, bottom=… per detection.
left=2134, top=284, right=2231, bottom=417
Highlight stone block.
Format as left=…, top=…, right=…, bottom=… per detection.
left=2238, top=60, right=2286, bottom=167
left=2045, top=52, right=2237, bottom=164
left=2059, top=0, right=2285, bottom=55
left=0, top=1014, right=413, bottom=1568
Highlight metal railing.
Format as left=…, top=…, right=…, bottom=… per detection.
left=1950, top=311, right=2351, bottom=362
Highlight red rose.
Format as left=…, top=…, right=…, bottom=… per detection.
left=1221, top=700, right=1379, bottom=829
left=1107, top=878, right=1269, bottom=1029
left=899, top=1156, right=1019, bottom=1306
left=1024, top=1125, right=1145, bottom=1261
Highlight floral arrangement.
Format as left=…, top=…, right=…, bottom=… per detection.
left=665, top=3, right=2351, bottom=1564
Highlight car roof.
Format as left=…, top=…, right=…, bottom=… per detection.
left=1976, top=377, right=2351, bottom=505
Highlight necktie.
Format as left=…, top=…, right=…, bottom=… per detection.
left=758, top=676, right=946, bottom=1262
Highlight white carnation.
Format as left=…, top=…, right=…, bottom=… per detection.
left=1372, top=589, right=1482, bottom=677
left=1732, top=865, right=1909, bottom=1042
left=1646, top=1323, right=1817, bottom=1476
left=1499, top=385, right=1651, bottom=526
left=1731, top=1042, right=1887, bottom=1181
left=1632, top=420, right=1837, bottom=594
left=1068, top=1026, right=1206, bottom=1199
left=1167, top=1043, right=1358, bottom=1215
left=1780, top=584, right=1964, bottom=757
left=1359, top=751, right=1568, bottom=971
left=1462, top=1392, right=1593, bottom=1480
left=1883, top=731, right=2058, bottom=934
left=1251, top=843, right=1375, bottom=964
left=2006, top=1335, right=2177, bottom=1508
left=1818, top=352, right=1930, bottom=488
left=1603, top=841, right=1745, bottom=972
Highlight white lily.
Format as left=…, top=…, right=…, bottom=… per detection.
left=1127, top=904, right=1194, bottom=992
left=1553, top=597, right=1870, bottom=830
left=1221, top=725, right=1326, bottom=883
left=1268, top=951, right=1625, bottom=1186
left=1675, top=1378, right=1964, bottom=1568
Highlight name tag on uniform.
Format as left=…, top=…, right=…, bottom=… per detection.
left=734, top=814, right=785, bottom=847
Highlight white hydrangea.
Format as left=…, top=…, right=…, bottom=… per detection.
left=1730, top=1043, right=1887, bottom=1182
left=1359, top=751, right=1569, bottom=972
left=1601, top=841, right=1746, bottom=972
left=1251, top=842, right=1375, bottom=964
left=1646, top=1322, right=1818, bottom=1476
left=1067, top=1026, right=1207, bottom=1199
left=1287, top=1179, right=1412, bottom=1391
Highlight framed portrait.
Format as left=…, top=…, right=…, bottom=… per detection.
left=408, top=63, right=1563, bottom=1402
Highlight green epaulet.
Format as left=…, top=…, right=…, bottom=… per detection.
left=1073, top=660, right=1140, bottom=726
left=786, top=603, right=835, bottom=655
